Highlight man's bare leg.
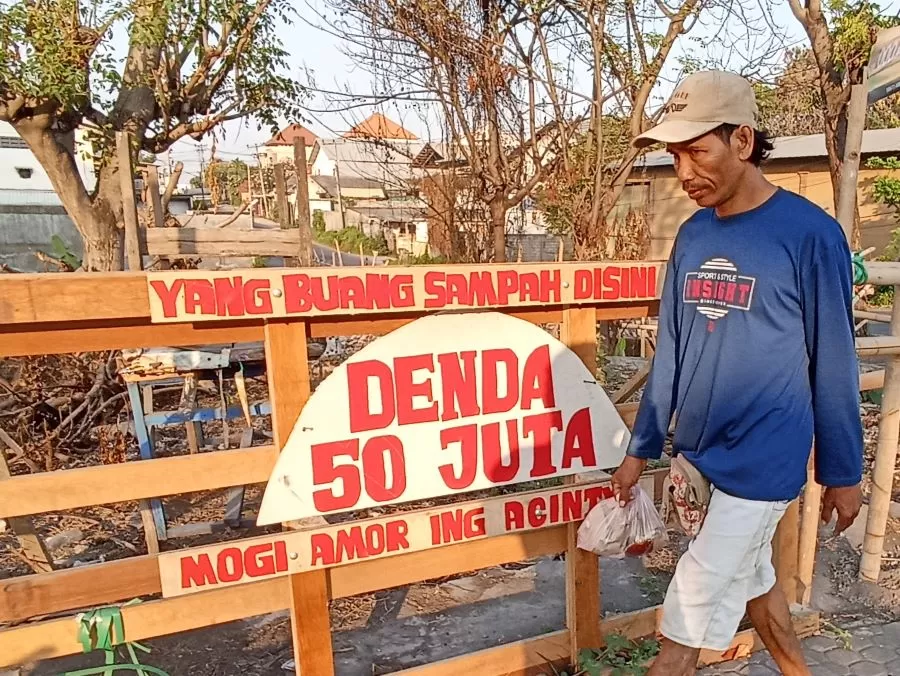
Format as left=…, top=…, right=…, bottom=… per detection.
left=647, top=638, right=700, bottom=676
left=746, top=586, right=810, bottom=676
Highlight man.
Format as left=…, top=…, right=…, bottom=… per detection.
left=611, top=70, right=864, bottom=676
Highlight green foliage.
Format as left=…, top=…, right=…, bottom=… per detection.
left=394, top=251, right=450, bottom=265
left=43, top=235, right=83, bottom=270
left=0, top=0, right=306, bottom=155
left=578, top=635, right=661, bottom=676
left=828, top=0, right=898, bottom=74
left=866, top=157, right=900, bottom=261
left=190, top=159, right=248, bottom=206
left=312, top=210, right=326, bottom=233
left=316, top=226, right=390, bottom=257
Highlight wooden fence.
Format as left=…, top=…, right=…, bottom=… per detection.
left=0, top=265, right=819, bottom=675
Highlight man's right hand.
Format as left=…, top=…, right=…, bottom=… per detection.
left=611, top=456, right=648, bottom=507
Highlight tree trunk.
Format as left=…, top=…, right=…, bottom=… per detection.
left=15, top=122, right=125, bottom=271
left=490, top=199, right=506, bottom=262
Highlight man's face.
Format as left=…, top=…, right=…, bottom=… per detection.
left=667, top=128, right=751, bottom=208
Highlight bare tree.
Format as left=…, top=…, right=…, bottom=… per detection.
left=324, top=0, right=585, bottom=262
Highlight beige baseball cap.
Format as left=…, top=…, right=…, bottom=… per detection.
left=632, top=70, right=759, bottom=149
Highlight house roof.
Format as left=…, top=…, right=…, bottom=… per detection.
left=636, top=127, right=900, bottom=168
left=311, top=175, right=385, bottom=197
left=344, top=113, right=418, bottom=141
left=318, top=139, right=428, bottom=186
left=348, top=203, right=428, bottom=222
left=265, top=123, right=318, bottom=147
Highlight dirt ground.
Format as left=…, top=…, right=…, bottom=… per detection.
left=3, top=339, right=900, bottom=675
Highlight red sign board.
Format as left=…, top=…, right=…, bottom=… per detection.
left=256, top=312, right=630, bottom=525
left=145, top=262, right=664, bottom=323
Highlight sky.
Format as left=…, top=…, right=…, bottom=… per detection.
left=164, top=0, right=815, bottom=181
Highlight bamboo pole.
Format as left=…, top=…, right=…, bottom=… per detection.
left=855, top=336, right=900, bottom=356
left=860, top=289, right=900, bottom=581
left=116, top=132, right=142, bottom=271
left=798, top=452, right=822, bottom=605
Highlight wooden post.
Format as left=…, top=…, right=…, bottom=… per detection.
left=860, top=289, right=900, bottom=581
left=0, top=434, right=54, bottom=573
left=560, top=307, right=602, bottom=655
left=146, top=165, right=165, bottom=229
left=274, top=164, right=290, bottom=230
left=335, top=240, right=344, bottom=266
left=116, top=132, right=142, bottom=271
left=774, top=499, right=801, bottom=604
left=798, top=452, right=822, bottom=605
left=264, top=320, right=334, bottom=676
left=293, top=138, right=314, bottom=267
left=836, top=73, right=867, bottom=247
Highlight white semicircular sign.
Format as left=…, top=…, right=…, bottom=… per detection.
left=257, top=311, right=630, bottom=525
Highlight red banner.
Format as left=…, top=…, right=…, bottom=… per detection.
left=146, top=262, right=664, bottom=323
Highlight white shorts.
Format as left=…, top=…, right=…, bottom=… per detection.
left=660, top=488, right=790, bottom=651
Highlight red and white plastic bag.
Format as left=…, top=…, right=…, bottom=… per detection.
left=576, top=485, right=666, bottom=558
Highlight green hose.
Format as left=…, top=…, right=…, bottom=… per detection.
left=852, top=251, right=868, bottom=286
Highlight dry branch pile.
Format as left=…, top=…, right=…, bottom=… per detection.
left=0, top=353, right=129, bottom=474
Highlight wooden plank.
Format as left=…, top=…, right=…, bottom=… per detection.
left=146, top=165, right=165, bottom=229
left=0, top=445, right=278, bottom=518
left=274, top=164, right=290, bottom=229
left=143, top=228, right=303, bottom=257
left=774, top=499, right=801, bottom=604
left=0, top=318, right=264, bottom=358
left=0, top=522, right=567, bottom=625
left=860, top=369, right=885, bottom=391
left=1, top=399, right=640, bottom=521
left=560, top=307, right=602, bottom=656
left=391, top=608, right=819, bottom=676
left=612, top=361, right=651, bottom=404
left=264, top=319, right=334, bottom=676
left=0, top=439, right=53, bottom=574
left=117, top=132, right=143, bottom=271
left=0, top=269, right=658, bottom=328
left=798, top=453, right=822, bottom=606
left=294, top=137, right=313, bottom=266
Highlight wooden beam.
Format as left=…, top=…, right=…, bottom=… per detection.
left=560, top=306, right=602, bottom=656
left=117, top=132, right=142, bottom=271
left=860, top=369, right=885, bottom=392
left=273, top=164, right=290, bottom=229
left=293, top=137, right=313, bottom=267
left=0, top=401, right=642, bottom=521
left=391, top=608, right=819, bottom=676
left=142, top=227, right=303, bottom=257
left=0, top=269, right=658, bottom=328
left=264, top=319, right=334, bottom=676
left=612, top=361, right=651, bottom=405
left=0, top=439, right=53, bottom=574
left=0, top=445, right=277, bottom=518
left=774, top=499, right=801, bottom=604
left=798, top=453, right=822, bottom=606
left=0, top=522, right=567, bottom=625
left=146, top=165, right=165, bottom=229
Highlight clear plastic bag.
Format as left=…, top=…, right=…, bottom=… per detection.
left=577, top=485, right=667, bottom=558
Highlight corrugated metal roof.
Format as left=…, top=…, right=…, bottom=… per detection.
left=319, top=139, right=428, bottom=186
left=636, top=127, right=900, bottom=168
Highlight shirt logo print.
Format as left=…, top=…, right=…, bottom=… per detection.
left=682, top=258, right=756, bottom=321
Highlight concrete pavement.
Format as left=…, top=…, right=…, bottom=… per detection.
left=700, top=622, right=900, bottom=675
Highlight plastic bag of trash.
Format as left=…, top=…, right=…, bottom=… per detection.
left=577, top=485, right=666, bottom=558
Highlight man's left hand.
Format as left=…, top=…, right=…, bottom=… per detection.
left=821, top=484, right=863, bottom=536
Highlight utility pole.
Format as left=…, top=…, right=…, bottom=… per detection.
left=253, top=144, right=270, bottom=218
left=331, top=141, right=347, bottom=230
left=196, top=142, right=208, bottom=210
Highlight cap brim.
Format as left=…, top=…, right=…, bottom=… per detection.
left=631, top=120, right=722, bottom=149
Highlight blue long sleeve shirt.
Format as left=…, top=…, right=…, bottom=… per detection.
left=627, top=188, right=863, bottom=502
